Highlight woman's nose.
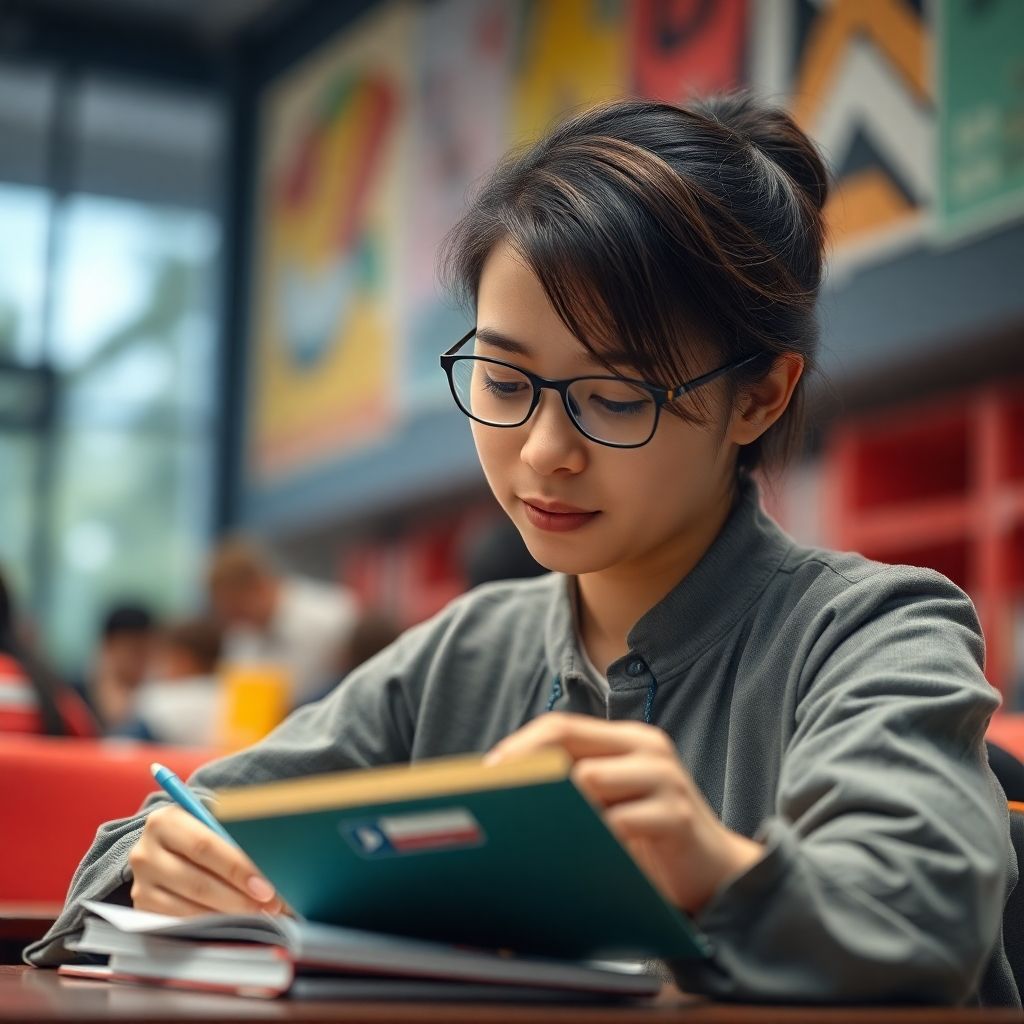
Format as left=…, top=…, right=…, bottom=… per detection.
left=518, top=389, right=587, bottom=476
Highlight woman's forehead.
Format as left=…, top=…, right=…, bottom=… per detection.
left=477, top=244, right=624, bottom=366
left=477, top=238, right=712, bottom=381
left=473, top=325, right=631, bottom=369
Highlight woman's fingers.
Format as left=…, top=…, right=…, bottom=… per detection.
left=571, top=752, right=685, bottom=807
left=131, top=884, right=219, bottom=918
left=130, top=804, right=281, bottom=918
left=143, top=844, right=281, bottom=916
left=605, top=795, right=692, bottom=841
left=487, top=712, right=674, bottom=765
left=605, top=797, right=765, bottom=913
left=149, top=806, right=278, bottom=906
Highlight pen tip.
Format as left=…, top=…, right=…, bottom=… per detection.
left=150, top=762, right=163, bottom=776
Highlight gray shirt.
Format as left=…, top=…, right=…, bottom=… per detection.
left=25, top=478, right=1018, bottom=1005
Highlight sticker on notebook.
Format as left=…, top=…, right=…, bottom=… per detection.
left=339, top=807, right=486, bottom=858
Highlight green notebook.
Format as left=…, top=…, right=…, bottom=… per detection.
left=214, top=748, right=709, bottom=961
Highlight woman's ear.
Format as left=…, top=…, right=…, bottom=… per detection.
left=728, top=353, right=804, bottom=446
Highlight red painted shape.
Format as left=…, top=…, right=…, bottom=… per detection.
left=631, top=0, right=747, bottom=100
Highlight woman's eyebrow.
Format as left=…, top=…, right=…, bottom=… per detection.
left=474, top=327, right=635, bottom=367
left=474, top=328, right=531, bottom=356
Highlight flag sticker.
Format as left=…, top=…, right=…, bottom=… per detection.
left=340, top=807, right=485, bottom=858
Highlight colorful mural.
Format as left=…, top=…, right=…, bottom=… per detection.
left=245, top=0, right=1021, bottom=509
left=248, top=4, right=409, bottom=487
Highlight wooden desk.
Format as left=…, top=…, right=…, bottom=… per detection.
left=1, top=968, right=1021, bottom=1024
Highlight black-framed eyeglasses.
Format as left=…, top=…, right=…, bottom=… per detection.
left=439, top=328, right=763, bottom=449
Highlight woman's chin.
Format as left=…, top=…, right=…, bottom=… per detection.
left=519, top=537, right=616, bottom=577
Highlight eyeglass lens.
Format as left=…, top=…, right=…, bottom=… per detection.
left=449, top=350, right=657, bottom=446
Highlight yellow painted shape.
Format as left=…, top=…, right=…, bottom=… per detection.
left=256, top=285, right=392, bottom=432
left=512, top=0, right=627, bottom=141
left=826, top=166, right=915, bottom=244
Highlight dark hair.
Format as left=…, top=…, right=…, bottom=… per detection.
left=439, top=92, right=829, bottom=473
left=0, top=567, right=67, bottom=736
left=340, top=610, right=402, bottom=675
left=101, top=603, right=156, bottom=640
left=160, top=618, right=223, bottom=674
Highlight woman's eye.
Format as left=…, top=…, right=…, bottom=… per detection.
left=482, top=373, right=527, bottom=397
left=592, top=395, right=648, bottom=416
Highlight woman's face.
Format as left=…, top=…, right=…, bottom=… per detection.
left=471, top=240, right=742, bottom=579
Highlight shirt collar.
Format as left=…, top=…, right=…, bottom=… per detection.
left=543, top=475, right=792, bottom=686
left=543, top=574, right=582, bottom=685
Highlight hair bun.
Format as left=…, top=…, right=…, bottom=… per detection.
left=698, top=92, right=830, bottom=213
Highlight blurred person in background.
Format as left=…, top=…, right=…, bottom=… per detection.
left=339, top=609, right=401, bottom=675
left=304, top=607, right=402, bottom=706
left=0, top=567, right=95, bottom=737
left=79, top=603, right=157, bottom=733
left=208, top=535, right=357, bottom=708
left=118, top=618, right=224, bottom=748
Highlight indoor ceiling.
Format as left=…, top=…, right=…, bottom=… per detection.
left=5, top=0, right=286, bottom=45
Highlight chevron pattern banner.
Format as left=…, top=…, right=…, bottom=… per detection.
left=244, top=0, right=1023, bottom=504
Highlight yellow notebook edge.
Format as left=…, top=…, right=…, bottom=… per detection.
left=213, top=747, right=574, bottom=821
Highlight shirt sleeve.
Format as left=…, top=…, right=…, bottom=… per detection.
left=23, top=626, right=420, bottom=967
left=668, top=567, right=1015, bottom=1005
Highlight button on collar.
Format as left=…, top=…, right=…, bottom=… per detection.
left=626, top=656, right=647, bottom=677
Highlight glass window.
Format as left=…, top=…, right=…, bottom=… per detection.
left=0, top=63, right=225, bottom=675
left=46, top=426, right=213, bottom=670
left=42, top=193, right=221, bottom=669
left=51, top=194, right=219, bottom=390
left=74, top=75, right=222, bottom=209
left=0, top=434, right=39, bottom=603
left=0, top=60, right=55, bottom=186
left=0, top=184, right=51, bottom=363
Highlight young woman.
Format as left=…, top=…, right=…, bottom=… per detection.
left=27, top=95, right=1016, bottom=1005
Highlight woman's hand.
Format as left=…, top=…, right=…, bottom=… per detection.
left=485, top=712, right=763, bottom=915
left=129, top=804, right=283, bottom=917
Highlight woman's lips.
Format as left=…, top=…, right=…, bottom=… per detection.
left=520, top=498, right=600, bottom=533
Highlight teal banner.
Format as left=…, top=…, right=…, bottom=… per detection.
left=938, top=0, right=1024, bottom=237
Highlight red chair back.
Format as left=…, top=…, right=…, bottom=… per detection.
left=0, top=735, right=216, bottom=905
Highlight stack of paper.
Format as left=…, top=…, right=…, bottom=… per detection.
left=67, top=901, right=664, bottom=1002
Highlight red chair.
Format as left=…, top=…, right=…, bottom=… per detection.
left=0, top=735, right=217, bottom=906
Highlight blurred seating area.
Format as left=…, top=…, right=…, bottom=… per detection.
left=0, top=530, right=399, bottom=927
left=0, top=0, right=1021, bottom=949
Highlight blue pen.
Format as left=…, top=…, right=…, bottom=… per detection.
left=150, top=762, right=238, bottom=847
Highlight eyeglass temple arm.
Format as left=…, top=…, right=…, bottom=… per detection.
left=664, top=353, right=765, bottom=401
left=441, top=328, right=477, bottom=358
